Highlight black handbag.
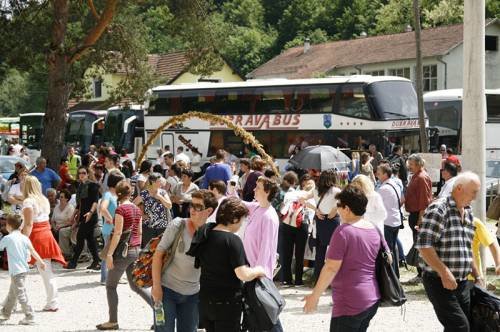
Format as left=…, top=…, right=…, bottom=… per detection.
left=405, top=246, right=420, bottom=267
left=99, top=229, right=132, bottom=260
left=374, top=228, right=407, bottom=307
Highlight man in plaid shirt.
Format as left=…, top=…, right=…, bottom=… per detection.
left=416, top=172, right=481, bottom=332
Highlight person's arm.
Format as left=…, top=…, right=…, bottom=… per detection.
left=418, top=247, right=457, bottom=289
left=489, top=242, right=500, bottom=275
left=303, top=259, right=342, bottom=313
left=100, top=197, right=113, bottom=224
left=51, top=169, right=61, bottom=189
left=154, top=190, right=172, bottom=209
left=84, top=201, right=98, bottom=223
left=132, top=195, right=143, bottom=207
left=28, top=242, right=46, bottom=270
left=151, top=248, right=165, bottom=303
left=234, top=265, right=266, bottom=282
left=106, top=212, right=124, bottom=270
left=21, top=204, right=34, bottom=237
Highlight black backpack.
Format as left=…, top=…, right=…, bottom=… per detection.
left=243, top=277, right=286, bottom=331
left=470, top=284, right=500, bottom=332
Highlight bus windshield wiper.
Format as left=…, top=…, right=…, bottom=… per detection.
left=384, top=112, right=406, bottom=118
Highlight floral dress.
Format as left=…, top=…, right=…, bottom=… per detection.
left=140, top=189, right=171, bottom=229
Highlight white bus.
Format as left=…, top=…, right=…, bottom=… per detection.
left=145, top=76, right=424, bottom=170
left=424, top=89, right=500, bottom=159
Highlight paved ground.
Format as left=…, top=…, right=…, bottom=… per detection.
left=0, top=265, right=443, bottom=332
left=0, top=220, right=497, bottom=331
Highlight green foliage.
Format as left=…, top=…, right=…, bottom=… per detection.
left=375, top=0, right=415, bottom=34
left=424, top=0, right=463, bottom=27
left=0, top=68, right=29, bottom=116
left=486, top=0, right=500, bottom=18
left=284, top=29, right=328, bottom=49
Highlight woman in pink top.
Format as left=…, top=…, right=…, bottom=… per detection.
left=97, top=181, right=153, bottom=331
left=242, top=176, right=283, bottom=332
left=304, top=185, right=389, bottom=332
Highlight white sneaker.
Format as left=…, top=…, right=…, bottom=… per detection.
left=19, top=317, right=35, bottom=325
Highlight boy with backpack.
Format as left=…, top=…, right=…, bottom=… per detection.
left=0, top=214, right=46, bottom=325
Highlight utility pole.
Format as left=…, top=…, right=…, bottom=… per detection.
left=462, top=0, right=486, bottom=221
left=413, top=0, right=428, bottom=152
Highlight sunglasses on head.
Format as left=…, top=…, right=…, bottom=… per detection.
left=189, top=203, right=206, bottom=212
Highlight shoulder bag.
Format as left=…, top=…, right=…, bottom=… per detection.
left=132, top=222, right=185, bottom=288
left=374, top=228, right=407, bottom=307
left=99, top=204, right=138, bottom=260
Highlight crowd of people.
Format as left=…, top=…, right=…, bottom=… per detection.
left=0, top=140, right=499, bottom=332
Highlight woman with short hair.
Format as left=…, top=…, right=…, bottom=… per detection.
left=171, top=168, right=199, bottom=218
left=186, top=197, right=266, bottom=332
left=304, top=185, right=388, bottom=332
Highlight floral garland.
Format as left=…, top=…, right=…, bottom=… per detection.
left=136, top=111, right=280, bottom=176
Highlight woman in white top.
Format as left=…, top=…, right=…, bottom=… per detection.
left=312, top=169, right=342, bottom=281
left=50, top=189, right=75, bottom=258
left=22, top=176, right=66, bottom=311
left=7, top=167, right=28, bottom=214
left=171, top=168, right=199, bottom=218
left=351, top=175, right=387, bottom=235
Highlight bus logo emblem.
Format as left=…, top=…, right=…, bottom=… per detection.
left=323, top=114, right=332, bottom=129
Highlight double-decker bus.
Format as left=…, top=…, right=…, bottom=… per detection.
left=103, top=105, right=144, bottom=160
left=424, top=89, right=500, bottom=159
left=65, top=110, right=107, bottom=153
left=19, top=113, right=44, bottom=163
left=144, top=76, right=424, bottom=170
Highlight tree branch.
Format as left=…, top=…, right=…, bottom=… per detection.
left=87, top=0, right=100, bottom=20
left=68, top=0, right=118, bottom=64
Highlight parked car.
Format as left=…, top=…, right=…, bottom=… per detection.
left=0, top=156, right=31, bottom=180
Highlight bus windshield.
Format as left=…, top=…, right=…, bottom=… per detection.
left=424, top=100, right=461, bottom=130
left=66, top=113, right=94, bottom=151
left=367, top=81, right=419, bottom=119
left=487, top=94, right=500, bottom=122
left=20, top=115, right=43, bottom=149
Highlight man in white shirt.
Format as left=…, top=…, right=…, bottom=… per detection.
left=206, top=180, right=227, bottom=224
left=174, top=146, right=190, bottom=165
left=438, top=161, right=458, bottom=199
left=376, top=163, right=403, bottom=278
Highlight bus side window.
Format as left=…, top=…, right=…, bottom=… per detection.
left=338, top=84, right=372, bottom=119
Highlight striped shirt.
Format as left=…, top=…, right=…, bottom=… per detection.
left=415, top=196, right=475, bottom=280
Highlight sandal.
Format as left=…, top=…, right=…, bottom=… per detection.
left=96, top=322, right=119, bottom=330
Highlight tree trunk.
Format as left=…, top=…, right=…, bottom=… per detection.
left=413, top=0, right=428, bottom=153
left=42, top=0, right=70, bottom=170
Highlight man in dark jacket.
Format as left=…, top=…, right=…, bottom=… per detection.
left=387, top=145, right=408, bottom=188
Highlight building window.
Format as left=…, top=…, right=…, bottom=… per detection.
left=93, top=79, right=102, bottom=98
left=423, top=65, right=438, bottom=91
left=486, top=35, right=498, bottom=51
left=388, top=67, right=411, bottom=79
left=365, top=70, right=385, bottom=76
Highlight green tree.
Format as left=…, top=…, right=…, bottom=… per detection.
left=375, top=0, right=415, bottom=34
left=423, top=0, right=463, bottom=27
left=0, top=1, right=222, bottom=168
left=0, top=68, right=29, bottom=116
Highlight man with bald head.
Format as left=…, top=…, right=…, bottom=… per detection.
left=416, top=172, right=481, bottom=332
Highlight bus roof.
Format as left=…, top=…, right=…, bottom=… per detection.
left=69, top=110, right=107, bottom=117
left=19, top=113, right=44, bottom=117
left=151, top=75, right=411, bottom=92
left=424, top=89, right=500, bottom=102
left=0, top=117, right=20, bottom=122
left=107, top=104, right=143, bottom=111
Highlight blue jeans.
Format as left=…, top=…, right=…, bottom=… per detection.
left=155, top=286, right=199, bottom=332
left=100, top=235, right=110, bottom=283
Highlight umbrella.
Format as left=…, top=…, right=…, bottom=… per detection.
left=289, top=145, right=351, bottom=171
